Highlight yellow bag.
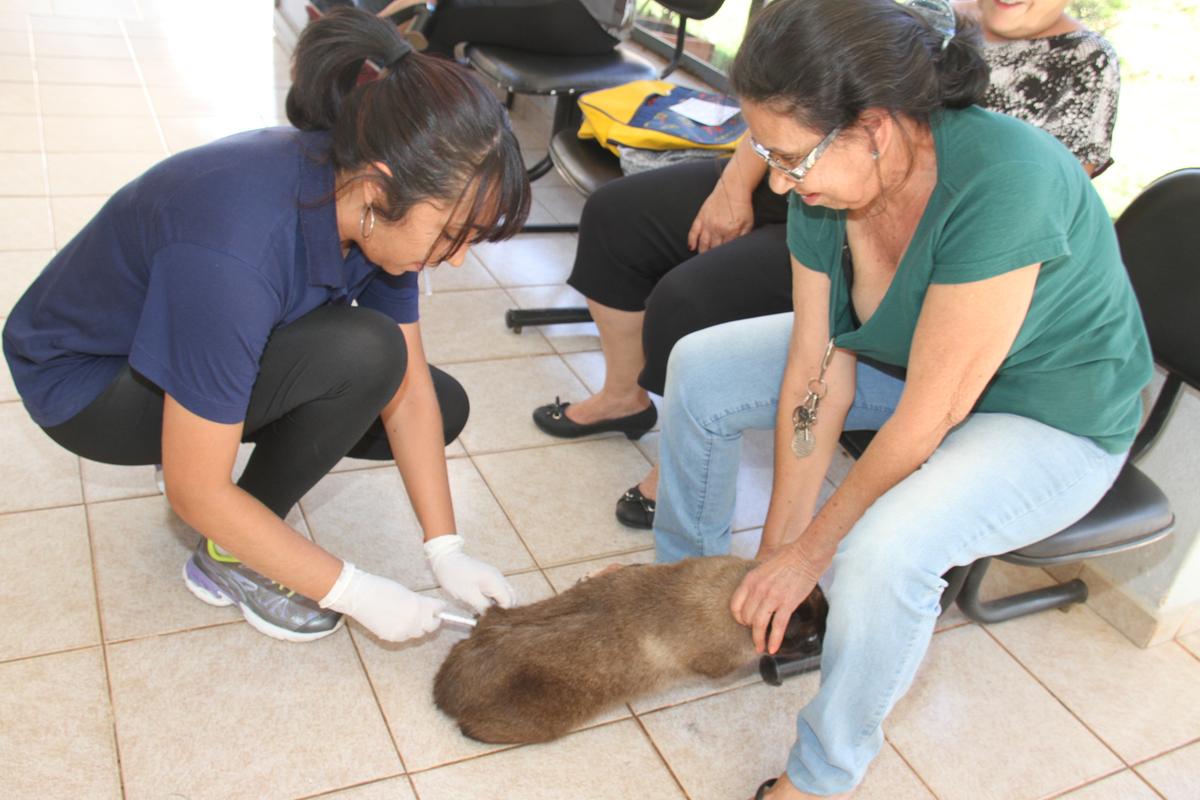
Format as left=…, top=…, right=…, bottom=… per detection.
left=577, top=79, right=746, bottom=156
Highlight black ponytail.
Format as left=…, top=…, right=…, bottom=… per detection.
left=731, top=0, right=989, bottom=132
left=285, top=8, right=530, bottom=254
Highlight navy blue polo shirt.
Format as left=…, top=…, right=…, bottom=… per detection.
left=3, top=127, right=418, bottom=427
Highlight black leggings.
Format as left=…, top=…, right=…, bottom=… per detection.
left=567, top=158, right=792, bottom=396
left=424, top=0, right=619, bottom=57
left=43, top=305, right=469, bottom=518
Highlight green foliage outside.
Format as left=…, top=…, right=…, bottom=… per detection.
left=636, top=0, right=1199, bottom=216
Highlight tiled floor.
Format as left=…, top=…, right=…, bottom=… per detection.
left=1, top=1, right=1198, bottom=798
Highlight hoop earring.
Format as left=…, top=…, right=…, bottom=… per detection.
left=870, top=149, right=880, bottom=161
left=360, top=204, right=376, bottom=241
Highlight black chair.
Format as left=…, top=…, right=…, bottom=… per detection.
left=762, top=168, right=1198, bottom=685
left=465, top=0, right=726, bottom=331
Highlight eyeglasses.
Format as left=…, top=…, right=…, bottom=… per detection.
left=750, top=126, right=842, bottom=184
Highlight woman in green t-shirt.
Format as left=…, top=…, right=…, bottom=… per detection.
left=650, top=1, right=1153, bottom=797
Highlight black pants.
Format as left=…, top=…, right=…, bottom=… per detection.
left=567, top=158, right=792, bottom=396
left=43, top=305, right=469, bottom=518
left=424, top=0, right=619, bottom=57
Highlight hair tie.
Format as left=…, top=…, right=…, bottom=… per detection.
left=385, top=38, right=413, bottom=69
left=906, top=0, right=955, bottom=50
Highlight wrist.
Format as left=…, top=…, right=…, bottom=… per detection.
left=318, top=560, right=358, bottom=610
left=423, top=533, right=464, bottom=564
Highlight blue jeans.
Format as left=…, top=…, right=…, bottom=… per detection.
left=652, top=313, right=1127, bottom=795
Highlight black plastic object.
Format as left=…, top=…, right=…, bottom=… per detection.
left=505, top=307, right=593, bottom=333
left=759, top=587, right=828, bottom=686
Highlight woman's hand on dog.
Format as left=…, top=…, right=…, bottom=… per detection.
left=731, top=542, right=825, bottom=655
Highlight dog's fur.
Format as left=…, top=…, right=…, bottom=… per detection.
left=434, top=556, right=827, bottom=744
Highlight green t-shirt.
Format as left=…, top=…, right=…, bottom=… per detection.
left=786, top=106, right=1152, bottom=454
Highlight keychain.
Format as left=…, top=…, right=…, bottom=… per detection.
left=791, top=339, right=835, bottom=458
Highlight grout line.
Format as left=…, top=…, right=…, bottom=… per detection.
left=882, top=733, right=942, bottom=799
left=25, top=10, right=56, bottom=247
left=81, top=500, right=131, bottom=799
left=116, top=16, right=166, bottom=153
left=979, top=622, right=1132, bottom=769
left=1174, top=636, right=1200, bottom=664
left=629, top=711, right=694, bottom=800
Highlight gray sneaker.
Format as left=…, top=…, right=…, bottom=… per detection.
left=182, top=539, right=344, bottom=642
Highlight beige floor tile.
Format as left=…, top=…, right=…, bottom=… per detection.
left=409, top=720, right=685, bottom=800
left=36, top=55, right=138, bottom=84
left=46, top=151, right=159, bottom=194
left=28, top=14, right=123, bottom=36
left=355, top=573, right=562, bottom=772
left=52, top=0, right=139, bottom=19
left=523, top=195, right=561, bottom=225
left=0, top=248, right=51, bottom=313
left=646, top=677, right=935, bottom=800
left=540, top=549, right=656, bottom=592
left=471, top=233, right=577, bottom=287
left=80, top=458, right=160, bottom=503
left=0, top=505, right=98, bottom=660
left=32, top=31, right=129, bottom=58
left=507, top=284, right=600, bottom=354
left=0, top=81, right=35, bottom=113
left=560, top=349, right=610, bottom=395
left=535, top=185, right=586, bottom=224
left=301, top=458, right=534, bottom=592
left=0, top=114, right=39, bottom=150
left=107, top=624, right=401, bottom=800
left=639, top=674, right=810, bottom=800
left=888, top=624, right=1121, bottom=800
left=0, top=51, right=31, bottom=80
left=988, top=600, right=1200, bottom=764
left=51, top=194, right=106, bottom=245
left=157, top=114, right=261, bottom=152
left=1057, top=770, right=1162, bottom=799
left=314, top=776, right=416, bottom=800
left=38, top=83, right=150, bottom=115
left=473, top=439, right=655, bottom=566
left=0, top=401, right=82, bottom=512
left=0, top=353, right=17, bottom=401
left=0, top=151, right=44, bottom=194
left=0, top=197, right=52, bottom=248
left=42, top=115, right=164, bottom=152
left=1180, top=629, right=1200, bottom=657
left=0, top=28, right=30, bottom=57
left=90, top=495, right=313, bottom=641
left=450, top=354, right=591, bottom=453
left=1136, top=739, right=1200, bottom=799
left=0, top=648, right=121, bottom=799
left=419, top=289, right=553, bottom=364
left=424, top=250, right=497, bottom=292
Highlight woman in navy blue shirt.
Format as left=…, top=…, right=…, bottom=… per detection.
left=2, top=8, right=531, bottom=643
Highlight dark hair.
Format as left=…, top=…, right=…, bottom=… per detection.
left=286, top=7, right=529, bottom=259
left=731, top=0, right=989, bottom=134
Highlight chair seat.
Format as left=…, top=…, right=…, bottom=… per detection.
left=1003, top=462, right=1173, bottom=564
left=549, top=129, right=623, bottom=196
left=839, top=430, right=1174, bottom=564
left=466, top=44, right=657, bottom=95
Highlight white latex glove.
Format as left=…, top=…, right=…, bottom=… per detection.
left=424, top=534, right=516, bottom=613
left=319, top=561, right=444, bottom=642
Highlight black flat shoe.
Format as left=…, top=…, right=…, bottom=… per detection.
left=755, top=778, right=777, bottom=800
left=615, top=485, right=655, bottom=529
left=532, top=397, right=657, bottom=440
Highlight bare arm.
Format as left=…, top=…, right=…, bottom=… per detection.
left=757, top=256, right=856, bottom=558
left=687, top=134, right=770, bottom=253
left=162, top=398, right=343, bottom=601
left=733, top=263, right=1042, bottom=653
left=385, top=320, right=456, bottom=542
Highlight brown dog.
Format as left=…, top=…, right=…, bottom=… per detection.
left=433, top=556, right=827, bottom=744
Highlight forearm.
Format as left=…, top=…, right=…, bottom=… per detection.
left=720, top=134, right=768, bottom=198
left=171, top=483, right=343, bottom=601
left=381, top=368, right=456, bottom=541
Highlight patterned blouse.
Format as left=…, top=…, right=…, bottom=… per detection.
left=982, top=30, right=1121, bottom=173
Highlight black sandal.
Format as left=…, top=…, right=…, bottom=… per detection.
left=615, top=485, right=655, bottom=529
left=755, top=778, right=777, bottom=799
left=532, top=397, right=657, bottom=441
